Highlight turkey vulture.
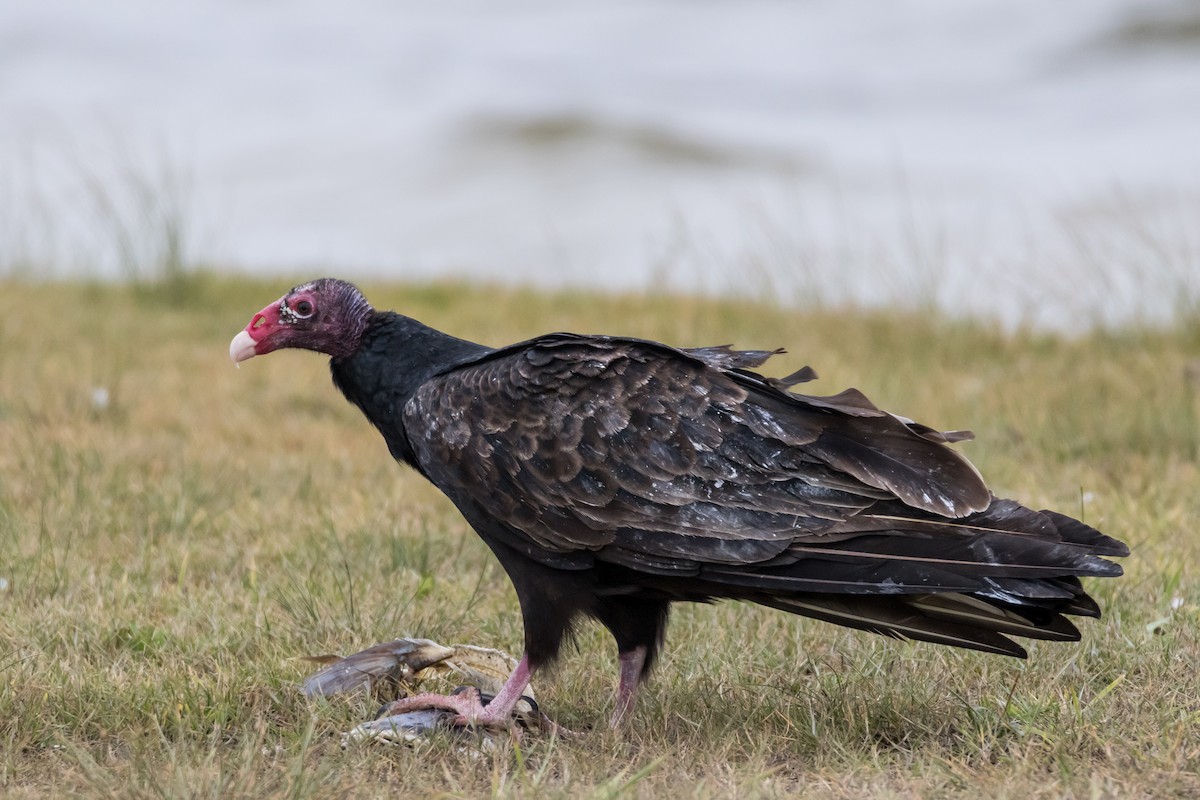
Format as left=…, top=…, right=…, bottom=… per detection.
left=230, top=278, right=1127, bottom=728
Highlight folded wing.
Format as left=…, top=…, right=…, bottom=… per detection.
left=404, top=334, right=1126, bottom=655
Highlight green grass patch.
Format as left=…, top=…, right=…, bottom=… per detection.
left=1, top=277, right=1197, bottom=797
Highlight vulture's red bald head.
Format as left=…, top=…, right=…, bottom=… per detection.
left=230, top=278, right=372, bottom=363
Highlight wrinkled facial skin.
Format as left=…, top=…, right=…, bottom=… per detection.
left=230, top=280, right=366, bottom=363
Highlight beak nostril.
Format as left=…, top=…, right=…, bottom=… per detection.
left=251, top=313, right=266, bottom=329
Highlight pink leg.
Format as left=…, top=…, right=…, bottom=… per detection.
left=610, top=645, right=647, bottom=727
left=382, top=653, right=535, bottom=729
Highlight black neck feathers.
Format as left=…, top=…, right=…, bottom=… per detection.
left=330, top=311, right=491, bottom=467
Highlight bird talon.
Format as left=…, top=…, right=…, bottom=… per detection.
left=450, top=685, right=488, bottom=703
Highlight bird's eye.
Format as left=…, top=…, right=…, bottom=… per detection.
left=293, top=299, right=314, bottom=317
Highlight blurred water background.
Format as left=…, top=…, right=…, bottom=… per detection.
left=2, top=0, right=1199, bottom=329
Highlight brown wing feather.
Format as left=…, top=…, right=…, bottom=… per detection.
left=404, top=335, right=993, bottom=572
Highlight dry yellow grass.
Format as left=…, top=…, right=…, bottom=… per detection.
left=1, top=276, right=1197, bottom=798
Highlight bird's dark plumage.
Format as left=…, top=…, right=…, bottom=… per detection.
left=233, top=278, right=1128, bottom=725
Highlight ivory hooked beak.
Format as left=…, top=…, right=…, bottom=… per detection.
left=230, top=329, right=258, bottom=364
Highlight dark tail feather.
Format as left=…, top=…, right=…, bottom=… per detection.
left=707, top=497, right=1126, bottom=656
left=702, top=497, right=1126, bottom=596
left=1039, top=509, right=1130, bottom=557
left=758, top=594, right=1031, bottom=657
left=980, top=575, right=1102, bottom=618
left=759, top=589, right=1091, bottom=659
